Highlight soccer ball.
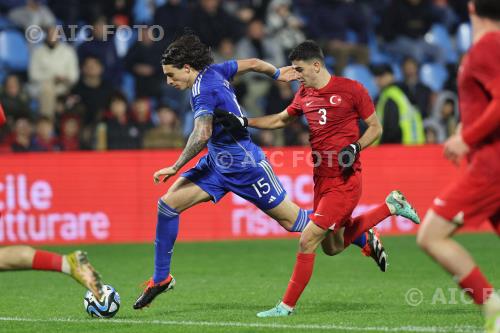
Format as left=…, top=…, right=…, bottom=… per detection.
left=83, top=285, right=120, bottom=318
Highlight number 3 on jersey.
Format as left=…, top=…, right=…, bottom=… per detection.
left=318, top=108, right=327, bottom=125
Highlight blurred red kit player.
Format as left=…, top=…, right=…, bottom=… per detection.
left=417, top=1, right=500, bottom=332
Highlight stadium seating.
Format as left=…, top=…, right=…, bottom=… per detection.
left=420, top=63, right=449, bottom=92
left=0, top=29, right=29, bottom=71
left=456, top=22, right=472, bottom=54
left=342, top=64, right=379, bottom=98
left=425, top=24, right=458, bottom=64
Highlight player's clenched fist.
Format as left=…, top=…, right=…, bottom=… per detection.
left=153, top=166, right=178, bottom=184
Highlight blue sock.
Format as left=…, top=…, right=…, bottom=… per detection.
left=153, top=200, right=179, bottom=284
left=352, top=232, right=367, bottom=248
left=291, top=209, right=312, bottom=232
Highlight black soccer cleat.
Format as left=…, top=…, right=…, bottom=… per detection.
left=133, top=274, right=176, bottom=309
left=361, top=228, right=388, bottom=272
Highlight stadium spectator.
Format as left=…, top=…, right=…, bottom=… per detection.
left=10, top=116, right=34, bottom=152
left=70, top=56, right=114, bottom=126
left=29, top=25, right=79, bottom=119
left=431, top=91, right=459, bottom=137
left=125, top=27, right=165, bottom=100
left=213, top=38, right=237, bottom=63
left=380, top=0, right=444, bottom=63
left=0, top=74, right=31, bottom=126
left=300, top=0, right=371, bottom=75
left=98, top=91, right=141, bottom=150
left=235, top=18, right=285, bottom=116
left=372, top=64, right=425, bottom=144
left=423, top=117, right=447, bottom=143
left=266, top=0, right=305, bottom=54
left=188, top=0, right=244, bottom=48
left=130, top=97, right=154, bottom=142
left=59, top=114, right=82, bottom=151
left=153, top=0, right=189, bottom=45
left=77, top=16, right=122, bottom=85
left=142, top=105, right=184, bottom=149
left=31, top=115, right=60, bottom=151
left=399, top=57, right=433, bottom=118
left=8, top=0, right=55, bottom=30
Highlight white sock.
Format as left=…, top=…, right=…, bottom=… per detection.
left=484, top=292, right=500, bottom=317
left=61, top=256, right=71, bottom=275
left=279, top=302, right=294, bottom=312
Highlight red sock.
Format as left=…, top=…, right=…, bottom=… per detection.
left=282, top=253, right=315, bottom=308
left=343, top=203, right=391, bottom=248
left=32, top=250, right=63, bottom=272
left=459, top=267, right=493, bottom=305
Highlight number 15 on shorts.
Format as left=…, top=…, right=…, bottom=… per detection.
left=252, top=178, right=271, bottom=198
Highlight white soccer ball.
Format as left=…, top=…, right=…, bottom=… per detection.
left=83, top=285, right=120, bottom=318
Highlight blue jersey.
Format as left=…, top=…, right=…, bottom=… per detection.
left=190, top=60, right=265, bottom=174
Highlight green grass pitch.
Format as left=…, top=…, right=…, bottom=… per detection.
left=0, top=234, right=497, bottom=333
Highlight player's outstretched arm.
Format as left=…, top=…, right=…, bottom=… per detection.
left=358, top=112, right=383, bottom=149
left=153, top=114, right=213, bottom=183
left=248, top=110, right=295, bottom=129
left=236, top=59, right=298, bottom=82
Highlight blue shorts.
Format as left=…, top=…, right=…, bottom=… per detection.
left=181, top=156, right=286, bottom=211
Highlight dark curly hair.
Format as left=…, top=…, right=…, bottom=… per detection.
left=161, top=33, right=214, bottom=71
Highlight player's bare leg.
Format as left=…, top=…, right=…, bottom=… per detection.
left=417, top=210, right=500, bottom=332
left=264, top=196, right=301, bottom=231
left=162, top=177, right=213, bottom=212
left=257, top=222, right=327, bottom=317
left=320, top=228, right=344, bottom=256
left=134, top=177, right=212, bottom=310
left=0, top=245, right=35, bottom=270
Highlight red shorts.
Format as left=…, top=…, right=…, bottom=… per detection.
left=310, top=171, right=362, bottom=231
left=431, top=168, right=500, bottom=233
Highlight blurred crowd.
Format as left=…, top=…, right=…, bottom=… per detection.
left=0, top=0, right=468, bottom=153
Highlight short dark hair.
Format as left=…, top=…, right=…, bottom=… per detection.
left=473, top=0, right=500, bottom=20
left=161, top=33, right=214, bottom=71
left=288, top=40, right=324, bottom=63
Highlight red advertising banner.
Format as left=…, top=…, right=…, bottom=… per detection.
left=0, top=146, right=493, bottom=245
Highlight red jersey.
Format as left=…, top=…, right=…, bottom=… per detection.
left=287, top=76, right=375, bottom=177
left=458, top=31, right=500, bottom=178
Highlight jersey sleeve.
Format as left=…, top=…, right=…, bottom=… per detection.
left=192, top=85, right=217, bottom=119
left=286, top=87, right=304, bottom=116
left=211, top=60, right=238, bottom=81
left=353, top=81, right=375, bottom=120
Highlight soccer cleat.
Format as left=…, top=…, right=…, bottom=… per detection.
left=386, top=190, right=421, bottom=224
left=485, top=314, right=500, bottom=333
left=257, top=302, right=293, bottom=318
left=361, top=228, right=388, bottom=272
left=133, top=274, right=175, bottom=309
left=66, top=251, right=104, bottom=299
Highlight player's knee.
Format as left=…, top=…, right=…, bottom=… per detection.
left=322, top=246, right=342, bottom=256
left=416, top=227, right=434, bottom=253
left=298, top=234, right=316, bottom=252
